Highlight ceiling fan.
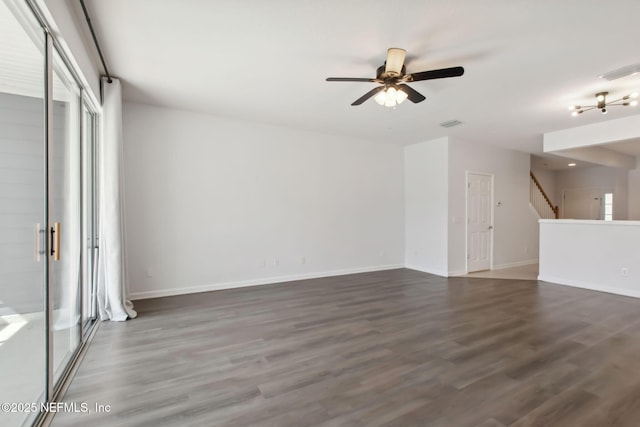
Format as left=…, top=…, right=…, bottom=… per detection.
left=326, top=48, right=464, bottom=107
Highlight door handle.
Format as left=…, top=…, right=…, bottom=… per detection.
left=50, top=222, right=60, bottom=261
left=35, top=223, right=46, bottom=262
left=488, top=225, right=493, bottom=230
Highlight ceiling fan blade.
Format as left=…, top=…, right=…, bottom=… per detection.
left=397, top=84, right=426, bottom=103
left=409, top=66, right=464, bottom=82
left=351, top=86, right=385, bottom=106
left=385, top=48, right=406, bottom=75
left=326, top=77, right=376, bottom=82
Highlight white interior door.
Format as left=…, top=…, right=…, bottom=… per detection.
left=467, top=173, right=492, bottom=272
left=563, top=188, right=603, bottom=220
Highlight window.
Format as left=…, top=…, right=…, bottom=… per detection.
left=604, top=192, right=613, bottom=221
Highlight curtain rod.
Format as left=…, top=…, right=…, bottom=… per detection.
left=79, top=0, right=112, bottom=83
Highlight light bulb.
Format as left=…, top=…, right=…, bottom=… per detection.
left=631, top=92, right=639, bottom=98
left=596, top=94, right=605, bottom=102
left=571, top=111, right=578, bottom=117
left=384, top=87, right=397, bottom=107
left=396, top=89, right=408, bottom=104
left=631, top=100, right=638, bottom=107
left=568, top=105, right=576, bottom=111
left=374, top=90, right=386, bottom=105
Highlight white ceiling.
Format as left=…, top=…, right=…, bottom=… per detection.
left=530, top=154, right=599, bottom=171
left=81, top=0, right=640, bottom=153
left=602, top=137, right=640, bottom=157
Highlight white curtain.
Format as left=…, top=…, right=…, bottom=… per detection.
left=97, top=78, right=137, bottom=321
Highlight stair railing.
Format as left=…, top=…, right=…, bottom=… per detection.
left=530, top=171, right=559, bottom=219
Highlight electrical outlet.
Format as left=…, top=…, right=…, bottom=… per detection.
left=621, top=267, right=629, bottom=277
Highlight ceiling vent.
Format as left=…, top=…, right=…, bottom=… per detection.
left=440, top=120, right=462, bottom=128
left=599, top=63, right=640, bottom=81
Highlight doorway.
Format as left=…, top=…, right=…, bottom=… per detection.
left=466, top=172, right=493, bottom=273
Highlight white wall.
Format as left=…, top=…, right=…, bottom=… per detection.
left=628, top=168, right=640, bottom=220
left=544, top=113, right=640, bottom=152
left=539, top=220, right=640, bottom=298
left=403, top=137, right=537, bottom=276
left=404, top=138, right=449, bottom=276
left=616, top=168, right=630, bottom=220
left=555, top=165, right=628, bottom=220
left=448, top=139, right=539, bottom=273
left=123, top=103, right=405, bottom=299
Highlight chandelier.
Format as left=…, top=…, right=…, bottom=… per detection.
left=569, top=91, right=638, bottom=116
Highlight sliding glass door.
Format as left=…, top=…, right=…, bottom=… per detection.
left=50, top=49, right=82, bottom=385
left=0, top=2, right=46, bottom=425
left=0, top=1, right=99, bottom=425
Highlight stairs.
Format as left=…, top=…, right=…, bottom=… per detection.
left=530, top=171, right=558, bottom=219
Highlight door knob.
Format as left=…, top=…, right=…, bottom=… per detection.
left=488, top=225, right=493, bottom=230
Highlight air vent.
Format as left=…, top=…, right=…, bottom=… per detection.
left=440, top=120, right=462, bottom=128
left=599, top=63, right=640, bottom=81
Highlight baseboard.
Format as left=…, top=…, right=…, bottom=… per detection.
left=493, top=259, right=539, bottom=270
left=447, top=270, right=467, bottom=277
left=130, top=264, right=404, bottom=300
left=538, top=274, right=640, bottom=299
left=404, top=264, right=449, bottom=278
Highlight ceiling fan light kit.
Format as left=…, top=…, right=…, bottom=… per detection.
left=374, top=85, right=409, bottom=107
left=326, top=48, right=464, bottom=107
left=569, top=91, right=638, bottom=116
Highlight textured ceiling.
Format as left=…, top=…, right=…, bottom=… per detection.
left=81, top=0, right=640, bottom=153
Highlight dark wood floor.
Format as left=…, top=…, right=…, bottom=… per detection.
left=52, top=269, right=640, bottom=427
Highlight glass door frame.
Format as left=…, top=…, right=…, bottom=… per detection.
left=0, top=1, right=48, bottom=425
left=43, top=36, right=101, bottom=401
left=7, top=0, right=103, bottom=424
left=81, top=99, right=98, bottom=337
left=43, top=28, right=54, bottom=406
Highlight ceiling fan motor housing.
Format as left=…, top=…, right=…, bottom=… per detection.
left=377, top=64, right=406, bottom=80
